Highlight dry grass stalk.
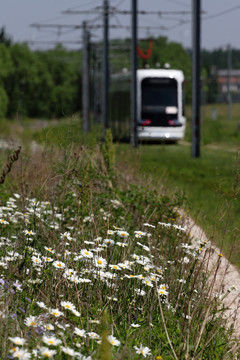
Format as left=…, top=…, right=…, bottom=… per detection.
left=0, top=146, right=21, bottom=185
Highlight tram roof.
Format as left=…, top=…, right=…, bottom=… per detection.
left=111, top=68, right=184, bottom=82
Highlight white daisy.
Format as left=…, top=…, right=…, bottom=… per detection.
left=39, top=347, right=57, bottom=358
left=107, top=335, right=121, bottom=346
left=42, top=335, right=62, bottom=346
left=49, top=308, right=64, bottom=317
left=9, top=336, right=26, bottom=345
left=134, top=344, right=151, bottom=357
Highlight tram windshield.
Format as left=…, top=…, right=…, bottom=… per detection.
left=141, top=77, right=178, bottom=113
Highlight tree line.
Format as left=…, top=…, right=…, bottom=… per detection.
left=0, top=27, right=239, bottom=119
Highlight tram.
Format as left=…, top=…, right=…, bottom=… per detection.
left=109, top=68, right=186, bottom=142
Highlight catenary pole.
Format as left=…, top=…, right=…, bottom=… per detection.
left=191, top=0, right=201, bottom=158
left=131, top=0, right=138, bottom=147
left=103, top=0, right=109, bottom=132
left=82, top=21, right=90, bottom=133
left=227, top=43, right=232, bottom=120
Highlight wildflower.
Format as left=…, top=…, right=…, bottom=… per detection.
left=117, top=230, right=129, bottom=238
left=44, top=324, right=54, bottom=331
left=9, top=337, right=27, bottom=345
left=135, top=289, right=146, bottom=296
left=11, top=347, right=31, bottom=359
left=44, top=247, right=55, bottom=253
left=218, top=253, right=223, bottom=257
left=24, top=315, right=38, bottom=327
left=183, top=256, right=190, bottom=264
left=134, top=231, right=146, bottom=237
left=110, top=199, right=121, bottom=208
left=74, top=327, right=86, bottom=338
left=87, top=331, right=100, bottom=340
left=109, top=264, right=121, bottom=271
left=49, top=308, right=64, bottom=317
left=42, top=335, right=62, bottom=346
left=60, top=301, right=76, bottom=312
left=24, top=230, right=35, bottom=236
left=143, top=223, right=155, bottom=228
left=107, top=335, right=121, bottom=346
left=134, top=344, right=151, bottom=357
left=103, top=238, right=115, bottom=246
left=64, top=268, right=77, bottom=277
left=12, top=280, right=23, bottom=292
left=81, top=249, right=93, bottom=258
left=142, top=277, right=153, bottom=287
left=157, top=287, right=168, bottom=296
left=69, top=275, right=81, bottom=284
left=72, top=309, right=81, bottom=317
left=116, top=242, right=128, bottom=247
left=52, top=260, right=66, bottom=269
left=0, top=219, right=9, bottom=225
left=131, top=323, right=140, bottom=328
left=43, top=256, right=54, bottom=262
left=39, top=347, right=57, bottom=358
left=107, top=230, right=115, bottom=235
left=61, top=346, right=79, bottom=356
left=31, top=256, right=42, bottom=266
left=93, top=256, right=107, bottom=269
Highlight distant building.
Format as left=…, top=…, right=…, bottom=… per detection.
left=216, top=69, right=240, bottom=102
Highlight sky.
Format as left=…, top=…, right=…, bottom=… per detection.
left=1, top=0, right=240, bottom=51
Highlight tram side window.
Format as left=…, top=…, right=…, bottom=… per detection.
left=182, top=82, right=185, bottom=116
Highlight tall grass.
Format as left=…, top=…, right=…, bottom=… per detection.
left=0, top=136, right=239, bottom=359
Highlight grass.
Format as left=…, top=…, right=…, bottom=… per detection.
left=0, top=129, right=239, bottom=359
left=116, top=142, right=240, bottom=266
left=185, top=103, right=240, bottom=147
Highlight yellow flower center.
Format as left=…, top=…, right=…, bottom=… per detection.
left=48, top=340, right=54, bottom=344
left=65, top=305, right=70, bottom=308
left=98, top=260, right=102, bottom=265
left=30, top=321, right=36, bottom=326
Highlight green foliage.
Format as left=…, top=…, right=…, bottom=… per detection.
left=101, top=129, right=115, bottom=177
left=0, top=86, right=8, bottom=118
left=1, top=42, right=80, bottom=118
left=0, top=142, right=238, bottom=359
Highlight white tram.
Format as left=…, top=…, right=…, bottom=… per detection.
left=109, top=68, right=186, bottom=142
left=137, top=69, right=186, bottom=141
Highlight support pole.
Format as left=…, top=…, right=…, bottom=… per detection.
left=227, top=43, right=232, bottom=120
left=82, top=21, right=90, bottom=133
left=103, top=0, right=109, bottom=132
left=131, top=0, right=138, bottom=147
left=191, top=0, right=201, bottom=158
